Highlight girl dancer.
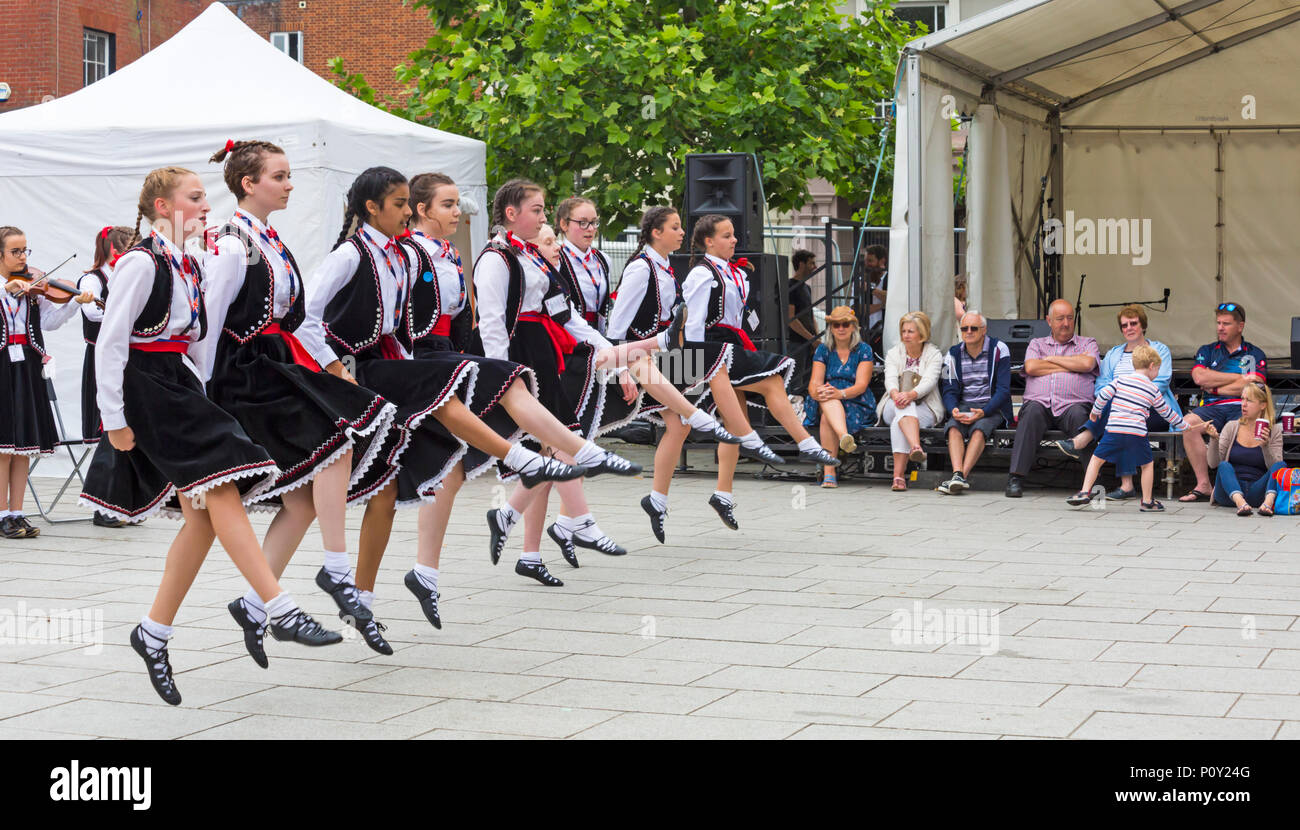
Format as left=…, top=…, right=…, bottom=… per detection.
left=79, top=167, right=341, bottom=705
left=683, top=214, right=839, bottom=530
left=0, top=227, right=97, bottom=539
left=296, top=167, right=632, bottom=627
left=555, top=197, right=611, bottom=331
left=198, top=139, right=399, bottom=661
left=607, top=207, right=779, bottom=543
left=477, top=180, right=712, bottom=585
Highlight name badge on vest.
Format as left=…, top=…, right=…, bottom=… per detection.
left=544, top=293, right=571, bottom=325
left=8, top=344, right=24, bottom=362
left=747, top=310, right=760, bottom=331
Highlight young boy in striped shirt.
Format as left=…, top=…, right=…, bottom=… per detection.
left=1067, top=346, right=1188, bottom=512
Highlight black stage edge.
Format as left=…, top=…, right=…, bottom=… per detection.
left=3, top=739, right=1287, bottom=816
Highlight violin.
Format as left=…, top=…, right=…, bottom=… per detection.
left=5, top=254, right=100, bottom=307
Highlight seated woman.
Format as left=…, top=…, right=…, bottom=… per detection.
left=1206, top=381, right=1284, bottom=515
left=877, top=311, right=945, bottom=491
left=1055, top=304, right=1180, bottom=498
left=803, top=306, right=876, bottom=488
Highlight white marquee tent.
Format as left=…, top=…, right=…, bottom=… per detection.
left=887, top=0, right=1300, bottom=357
left=0, top=1, right=487, bottom=457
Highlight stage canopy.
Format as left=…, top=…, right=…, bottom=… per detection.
left=887, top=0, right=1300, bottom=357
left=0, top=1, right=486, bottom=447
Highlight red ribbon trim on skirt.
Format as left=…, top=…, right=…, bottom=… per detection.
left=715, top=323, right=756, bottom=352
left=432, top=316, right=452, bottom=336
left=264, top=321, right=322, bottom=372
left=519, top=311, right=577, bottom=373
left=6, top=334, right=29, bottom=346
left=130, top=338, right=189, bottom=354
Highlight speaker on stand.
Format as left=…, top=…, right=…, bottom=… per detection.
left=682, top=153, right=764, bottom=252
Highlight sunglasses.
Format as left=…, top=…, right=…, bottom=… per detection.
left=830, top=321, right=854, bottom=329
left=960, top=325, right=983, bottom=333
left=1217, top=302, right=1244, bottom=319
left=1119, top=320, right=1142, bottom=329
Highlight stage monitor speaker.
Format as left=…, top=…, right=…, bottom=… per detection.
left=683, top=153, right=764, bottom=252
left=667, top=253, right=787, bottom=355
left=985, top=318, right=1049, bottom=365
left=1292, top=317, right=1300, bottom=368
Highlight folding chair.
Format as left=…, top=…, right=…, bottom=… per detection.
left=27, top=376, right=98, bottom=523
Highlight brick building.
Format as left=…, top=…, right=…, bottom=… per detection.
left=0, top=0, right=434, bottom=112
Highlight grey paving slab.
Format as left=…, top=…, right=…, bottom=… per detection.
left=1071, top=712, right=1280, bottom=740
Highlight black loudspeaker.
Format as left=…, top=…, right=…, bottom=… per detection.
left=683, top=153, right=764, bottom=252
left=985, top=318, right=1049, bottom=365
left=668, top=253, right=787, bottom=354
left=1291, top=317, right=1300, bottom=368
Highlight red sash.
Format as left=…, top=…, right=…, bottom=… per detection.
left=582, top=311, right=599, bottom=327
left=715, top=323, right=756, bottom=352
left=432, top=316, right=452, bottom=336
left=377, top=334, right=405, bottom=361
left=519, top=311, right=577, bottom=372
left=264, top=321, right=322, bottom=372
left=6, top=334, right=28, bottom=346
left=130, top=339, right=190, bottom=354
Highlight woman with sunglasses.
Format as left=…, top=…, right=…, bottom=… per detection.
left=1053, top=304, right=1178, bottom=499
left=802, top=306, right=876, bottom=487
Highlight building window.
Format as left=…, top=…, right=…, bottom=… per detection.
left=894, top=3, right=947, bottom=32
left=270, top=31, right=304, bottom=63
left=83, top=28, right=115, bottom=86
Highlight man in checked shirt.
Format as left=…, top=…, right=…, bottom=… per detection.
left=1005, top=299, right=1100, bottom=498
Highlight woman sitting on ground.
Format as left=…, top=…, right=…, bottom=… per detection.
left=1206, top=381, right=1284, bottom=516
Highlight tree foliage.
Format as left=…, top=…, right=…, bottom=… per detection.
left=332, top=0, right=918, bottom=230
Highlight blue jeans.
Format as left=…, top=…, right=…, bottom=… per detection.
left=1213, top=460, right=1285, bottom=508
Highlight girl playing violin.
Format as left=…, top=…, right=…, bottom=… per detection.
left=0, top=226, right=95, bottom=539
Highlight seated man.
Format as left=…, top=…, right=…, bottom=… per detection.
left=938, top=311, right=1012, bottom=494
left=1006, top=299, right=1099, bottom=497
left=1178, top=302, right=1267, bottom=502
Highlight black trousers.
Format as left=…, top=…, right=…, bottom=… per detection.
left=1010, top=400, right=1091, bottom=477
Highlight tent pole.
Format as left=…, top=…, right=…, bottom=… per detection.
left=1049, top=111, right=1064, bottom=312
left=907, top=51, right=923, bottom=319
left=1215, top=131, right=1225, bottom=305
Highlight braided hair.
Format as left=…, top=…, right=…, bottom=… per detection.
left=130, top=166, right=196, bottom=248
left=209, top=139, right=286, bottom=199
left=688, top=214, right=729, bottom=269
left=334, top=166, right=407, bottom=249
left=630, top=206, right=678, bottom=262
left=490, top=178, right=544, bottom=235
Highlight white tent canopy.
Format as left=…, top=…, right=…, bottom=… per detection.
left=887, top=0, right=1300, bottom=357
left=0, top=1, right=487, bottom=454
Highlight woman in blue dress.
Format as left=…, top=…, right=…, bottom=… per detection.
left=803, top=305, right=876, bottom=487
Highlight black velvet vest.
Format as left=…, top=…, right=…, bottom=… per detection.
left=321, top=235, right=393, bottom=355
left=215, top=223, right=306, bottom=342
left=121, top=242, right=208, bottom=342
left=80, top=268, right=109, bottom=345
left=0, top=294, right=46, bottom=357
left=397, top=236, right=473, bottom=352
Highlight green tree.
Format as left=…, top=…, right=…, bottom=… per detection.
left=333, top=0, right=917, bottom=230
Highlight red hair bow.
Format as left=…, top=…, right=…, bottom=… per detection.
left=734, top=257, right=751, bottom=270
left=100, top=226, right=112, bottom=239
left=224, top=139, right=235, bottom=153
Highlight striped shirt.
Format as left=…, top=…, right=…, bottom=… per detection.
left=1090, top=373, right=1186, bottom=437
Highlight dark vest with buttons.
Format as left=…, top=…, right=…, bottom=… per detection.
left=697, top=258, right=734, bottom=332
left=397, top=236, right=473, bottom=352
left=472, top=240, right=569, bottom=341
left=623, top=253, right=681, bottom=341
left=1, top=295, right=47, bottom=357
left=80, top=268, right=109, bottom=345
left=557, top=246, right=612, bottom=319
left=215, top=223, right=306, bottom=343
left=321, top=235, right=395, bottom=355
left=121, top=242, right=208, bottom=342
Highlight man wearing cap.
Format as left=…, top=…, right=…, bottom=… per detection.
left=1178, top=302, right=1268, bottom=502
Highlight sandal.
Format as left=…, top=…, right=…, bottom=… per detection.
left=1259, top=502, right=1275, bottom=517
left=891, top=477, right=907, bottom=492
left=1140, top=500, right=1165, bottom=512
left=908, top=446, right=925, bottom=463
left=1236, top=503, right=1253, bottom=517
left=1178, top=489, right=1211, bottom=503
left=821, top=474, right=838, bottom=489
left=1066, top=490, right=1093, bottom=507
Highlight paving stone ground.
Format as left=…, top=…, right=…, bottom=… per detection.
left=2, top=447, right=1298, bottom=740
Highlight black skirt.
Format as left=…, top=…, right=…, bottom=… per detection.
left=0, top=344, right=57, bottom=456
left=81, top=343, right=100, bottom=440
left=567, top=343, right=648, bottom=440
left=79, top=350, right=279, bottom=522
left=415, top=335, right=536, bottom=482
left=699, top=327, right=794, bottom=413
left=626, top=329, right=733, bottom=422
left=508, top=319, right=583, bottom=431
left=207, top=332, right=397, bottom=510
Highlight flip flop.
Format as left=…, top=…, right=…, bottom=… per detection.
left=1178, top=489, right=1211, bottom=503
left=1259, top=503, right=1275, bottom=517
left=1236, top=503, right=1253, bottom=517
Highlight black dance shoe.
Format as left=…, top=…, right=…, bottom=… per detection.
left=486, top=509, right=511, bottom=565
left=584, top=450, right=643, bottom=477
left=739, top=443, right=784, bottom=465
left=314, top=567, right=372, bottom=623
left=689, top=422, right=744, bottom=445
left=572, top=527, right=628, bottom=556
left=403, top=569, right=443, bottom=631
left=664, top=302, right=687, bottom=350
left=515, top=559, right=564, bottom=587
left=641, top=495, right=667, bottom=544
left=130, top=625, right=181, bottom=706
left=519, top=456, right=587, bottom=489
left=707, top=494, right=740, bottom=530
left=227, top=599, right=268, bottom=669
left=797, top=446, right=840, bottom=466
left=351, top=615, right=394, bottom=655
left=93, top=512, right=128, bottom=528
left=267, top=609, right=343, bottom=646
left=546, top=524, right=580, bottom=568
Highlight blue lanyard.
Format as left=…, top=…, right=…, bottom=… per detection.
left=234, top=210, right=299, bottom=307
left=2, top=292, right=23, bottom=335
left=565, top=245, right=603, bottom=300
left=414, top=231, right=466, bottom=311
left=151, top=233, right=201, bottom=334
left=360, top=228, right=407, bottom=330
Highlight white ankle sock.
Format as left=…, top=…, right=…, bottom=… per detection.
left=497, top=504, right=520, bottom=531
left=650, top=490, right=668, bottom=512
left=322, top=550, right=351, bottom=582
left=570, top=513, right=604, bottom=542
left=553, top=514, right=576, bottom=539
left=519, top=551, right=542, bottom=565
left=738, top=431, right=763, bottom=449
left=413, top=563, right=439, bottom=592
left=504, top=444, right=541, bottom=472
left=574, top=441, right=605, bottom=466
left=241, top=589, right=268, bottom=624
left=0, top=510, right=11, bottom=520
left=264, top=592, right=300, bottom=622
left=358, top=590, right=374, bottom=611
left=713, top=490, right=733, bottom=506
left=139, top=615, right=172, bottom=649
left=686, top=409, right=716, bottom=430
left=797, top=437, right=821, bottom=453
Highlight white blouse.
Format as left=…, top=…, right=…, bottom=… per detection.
left=561, top=239, right=607, bottom=314
left=606, top=246, right=675, bottom=341
left=682, top=253, right=747, bottom=342
left=407, top=232, right=468, bottom=318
